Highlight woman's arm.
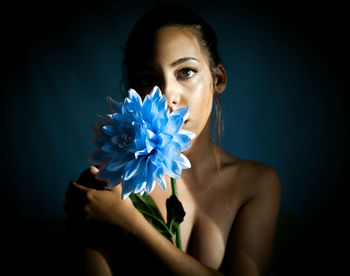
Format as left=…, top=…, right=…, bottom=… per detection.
left=221, top=165, right=282, bottom=276
left=72, top=167, right=224, bottom=276
left=70, top=164, right=280, bottom=276
left=84, top=248, right=113, bottom=276
left=124, top=203, right=224, bottom=276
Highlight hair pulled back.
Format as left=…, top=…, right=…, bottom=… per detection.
left=121, top=3, right=224, bottom=144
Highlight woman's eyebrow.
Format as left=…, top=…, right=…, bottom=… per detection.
left=170, top=57, right=200, bottom=67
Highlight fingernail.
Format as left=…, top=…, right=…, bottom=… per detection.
left=90, top=166, right=99, bottom=173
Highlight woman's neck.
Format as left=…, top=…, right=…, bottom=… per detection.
left=181, top=122, right=218, bottom=182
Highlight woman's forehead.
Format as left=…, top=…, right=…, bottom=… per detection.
left=149, top=26, right=209, bottom=66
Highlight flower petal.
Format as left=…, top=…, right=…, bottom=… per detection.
left=123, top=89, right=142, bottom=116
left=145, top=181, right=156, bottom=194
left=157, top=177, right=166, bottom=191
left=152, top=109, right=168, bottom=133
left=142, top=86, right=159, bottom=122
left=92, top=121, right=106, bottom=136
left=121, top=179, right=134, bottom=199
left=107, top=156, right=127, bottom=171
left=88, top=150, right=111, bottom=165
left=96, top=166, right=123, bottom=185
left=135, top=181, right=147, bottom=194
left=178, top=129, right=196, bottom=140
left=177, top=153, right=191, bottom=169
left=173, top=133, right=192, bottom=151
left=106, top=96, right=123, bottom=113
left=164, top=142, right=181, bottom=159
left=93, top=135, right=109, bottom=148
left=123, top=158, right=140, bottom=180
left=151, top=87, right=167, bottom=114
left=171, top=106, right=190, bottom=121
left=149, top=148, right=164, bottom=166
left=164, top=160, right=181, bottom=178
left=102, top=125, right=116, bottom=136
left=111, top=113, right=124, bottom=122
left=153, top=167, right=166, bottom=191
left=101, top=142, right=118, bottom=154
left=134, top=148, right=149, bottom=159
left=128, top=89, right=143, bottom=108
left=157, top=132, right=172, bottom=148
left=145, top=137, right=156, bottom=152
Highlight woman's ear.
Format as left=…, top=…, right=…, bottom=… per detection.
left=213, top=63, right=227, bottom=94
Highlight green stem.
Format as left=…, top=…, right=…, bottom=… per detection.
left=171, top=178, right=182, bottom=250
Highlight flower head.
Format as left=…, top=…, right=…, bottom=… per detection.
left=89, top=86, right=195, bottom=199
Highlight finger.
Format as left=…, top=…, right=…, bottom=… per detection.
left=71, top=181, right=91, bottom=191
left=90, top=166, right=99, bottom=175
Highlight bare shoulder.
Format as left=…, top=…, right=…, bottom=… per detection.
left=217, top=148, right=282, bottom=274
left=240, top=159, right=281, bottom=191
left=218, top=147, right=281, bottom=203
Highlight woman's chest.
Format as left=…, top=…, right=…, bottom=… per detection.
left=150, top=176, right=244, bottom=268
left=183, top=193, right=241, bottom=269
left=177, top=177, right=245, bottom=268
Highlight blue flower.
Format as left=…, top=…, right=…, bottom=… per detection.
left=89, top=86, right=195, bottom=199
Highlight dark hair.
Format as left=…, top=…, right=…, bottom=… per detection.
left=121, top=3, right=224, bottom=144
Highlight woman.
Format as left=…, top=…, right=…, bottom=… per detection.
left=65, top=3, right=281, bottom=275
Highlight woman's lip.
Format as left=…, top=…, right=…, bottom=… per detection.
left=184, top=120, right=188, bottom=125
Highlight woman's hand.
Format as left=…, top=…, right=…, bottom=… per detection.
left=65, top=166, right=142, bottom=232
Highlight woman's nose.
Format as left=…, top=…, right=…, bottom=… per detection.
left=161, top=80, right=180, bottom=112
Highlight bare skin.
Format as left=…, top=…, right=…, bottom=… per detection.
left=70, top=26, right=281, bottom=276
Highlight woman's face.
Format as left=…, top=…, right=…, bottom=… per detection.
left=131, top=26, right=215, bottom=137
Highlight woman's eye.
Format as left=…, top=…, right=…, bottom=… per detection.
left=137, top=75, right=156, bottom=87
left=178, top=68, right=197, bottom=79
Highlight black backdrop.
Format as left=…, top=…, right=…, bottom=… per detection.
left=2, top=0, right=348, bottom=275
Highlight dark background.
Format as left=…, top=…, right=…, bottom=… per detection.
left=2, top=0, right=348, bottom=275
